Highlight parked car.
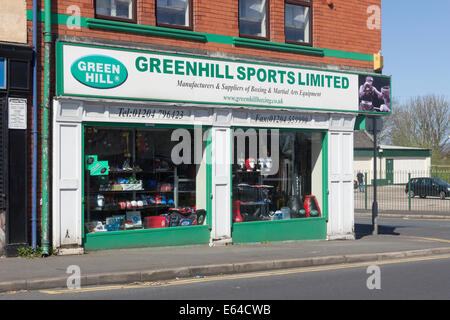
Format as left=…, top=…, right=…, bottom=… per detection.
left=405, top=177, right=450, bottom=200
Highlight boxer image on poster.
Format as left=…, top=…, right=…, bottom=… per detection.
left=358, top=75, right=390, bottom=113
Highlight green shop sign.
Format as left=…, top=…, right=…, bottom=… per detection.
left=60, top=42, right=391, bottom=114
left=71, top=55, right=128, bottom=89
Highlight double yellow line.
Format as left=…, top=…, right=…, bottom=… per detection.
left=41, top=253, right=450, bottom=295
left=407, top=236, right=450, bottom=244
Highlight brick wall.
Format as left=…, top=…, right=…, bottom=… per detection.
left=28, top=0, right=381, bottom=68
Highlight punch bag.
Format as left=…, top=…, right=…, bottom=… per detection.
left=304, top=195, right=321, bottom=218
left=232, top=200, right=243, bottom=223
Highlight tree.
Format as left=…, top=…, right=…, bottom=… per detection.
left=381, top=94, right=449, bottom=160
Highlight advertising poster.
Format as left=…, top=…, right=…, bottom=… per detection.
left=358, top=75, right=391, bottom=113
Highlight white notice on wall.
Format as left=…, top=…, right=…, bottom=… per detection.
left=8, top=98, right=27, bottom=130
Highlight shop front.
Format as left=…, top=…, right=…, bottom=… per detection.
left=0, top=43, right=33, bottom=256
left=53, top=41, right=390, bottom=252
left=53, top=100, right=215, bottom=251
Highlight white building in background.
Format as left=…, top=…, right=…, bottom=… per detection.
left=354, top=131, right=432, bottom=185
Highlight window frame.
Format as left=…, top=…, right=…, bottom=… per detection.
left=238, top=0, right=270, bottom=41
left=284, top=0, right=313, bottom=47
left=155, top=0, right=194, bottom=31
left=94, top=0, right=138, bottom=24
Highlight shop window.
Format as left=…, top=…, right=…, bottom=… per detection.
left=239, top=0, right=268, bottom=40
left=232, top=130, right=323, bottom=223
left=95, top=0, right=136, bottom=22
left=285, top=0, right=312, bottom=46
left=84, top=127, right=208, bottom=233
left=156, top=0, right=192, bottom=30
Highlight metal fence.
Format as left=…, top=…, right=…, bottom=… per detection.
left=354, top=169, right=450, bottom=213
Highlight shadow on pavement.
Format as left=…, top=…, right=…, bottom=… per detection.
left=355, top=223, right=401, bottom=239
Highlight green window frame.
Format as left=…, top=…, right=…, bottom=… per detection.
left=81, top=122, right=213, bottom=250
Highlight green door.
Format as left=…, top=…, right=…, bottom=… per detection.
left=386, top=159, right=394, bottom=185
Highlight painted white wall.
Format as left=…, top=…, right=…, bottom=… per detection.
left=211, top=126, right=231, bottom=242
left=327, top=115, right=355, bottom=240
left=354, top=156, right=431, bottom=184
left=52, top=100, right=83, bottom=249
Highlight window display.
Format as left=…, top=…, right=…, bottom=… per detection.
left=232, top=130, right=321, bottom=223
left=84, top=126, right=208, bottom=234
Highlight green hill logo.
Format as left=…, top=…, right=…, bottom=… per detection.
left=71, top=55, right=128, bottom=89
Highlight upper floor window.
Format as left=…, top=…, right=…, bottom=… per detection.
left=95, top=0, right=136, bottom=22
left=285, top=0, right=312, bottom=45
left=156, top=0, right=192, bottom=30
left=239, top=0, right=268, bottom=40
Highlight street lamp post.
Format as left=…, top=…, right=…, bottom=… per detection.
left=372, top=117, right=378, bottom=235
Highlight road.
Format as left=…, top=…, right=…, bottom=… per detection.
left=1, top=217, right=449, bottom=302
left=1, top=253, right=449, bottom=301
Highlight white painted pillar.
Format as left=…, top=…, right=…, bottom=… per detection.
left=327, top=116, right=355, bottom=240
left=210, top=127, right=231, bottom=243
left=52, top=100, right=84, bottom=254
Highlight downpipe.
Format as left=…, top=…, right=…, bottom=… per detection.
left=31, top=0, right=38, bottom=251
left=41, top=0, right=52, bottom=256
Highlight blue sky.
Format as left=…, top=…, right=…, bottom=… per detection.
left=382, top=0, right=450, bottom=104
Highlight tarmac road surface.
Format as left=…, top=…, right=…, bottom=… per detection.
left=1, top=253, right=449, bottom=300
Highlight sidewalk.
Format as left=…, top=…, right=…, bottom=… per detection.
left=1, top=231, right=450, bottom=293
left=355, top=209, right=450, bottom=220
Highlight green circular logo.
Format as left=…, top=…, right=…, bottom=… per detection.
left=71, top=55, right=128, bottom=89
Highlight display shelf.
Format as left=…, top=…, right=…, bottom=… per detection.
left=86, top=161, right=195, bottom=224
left=108, top=169, right=174, bottom=174
left=91, top=189, right=195, bottom=194
left=90, top=204, right=170, bottom=212
left=92, top=189, right=145, bottom=193
left=239, top=201, right=271, bottom=206
left=109, top=170, right=143, bottom=174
